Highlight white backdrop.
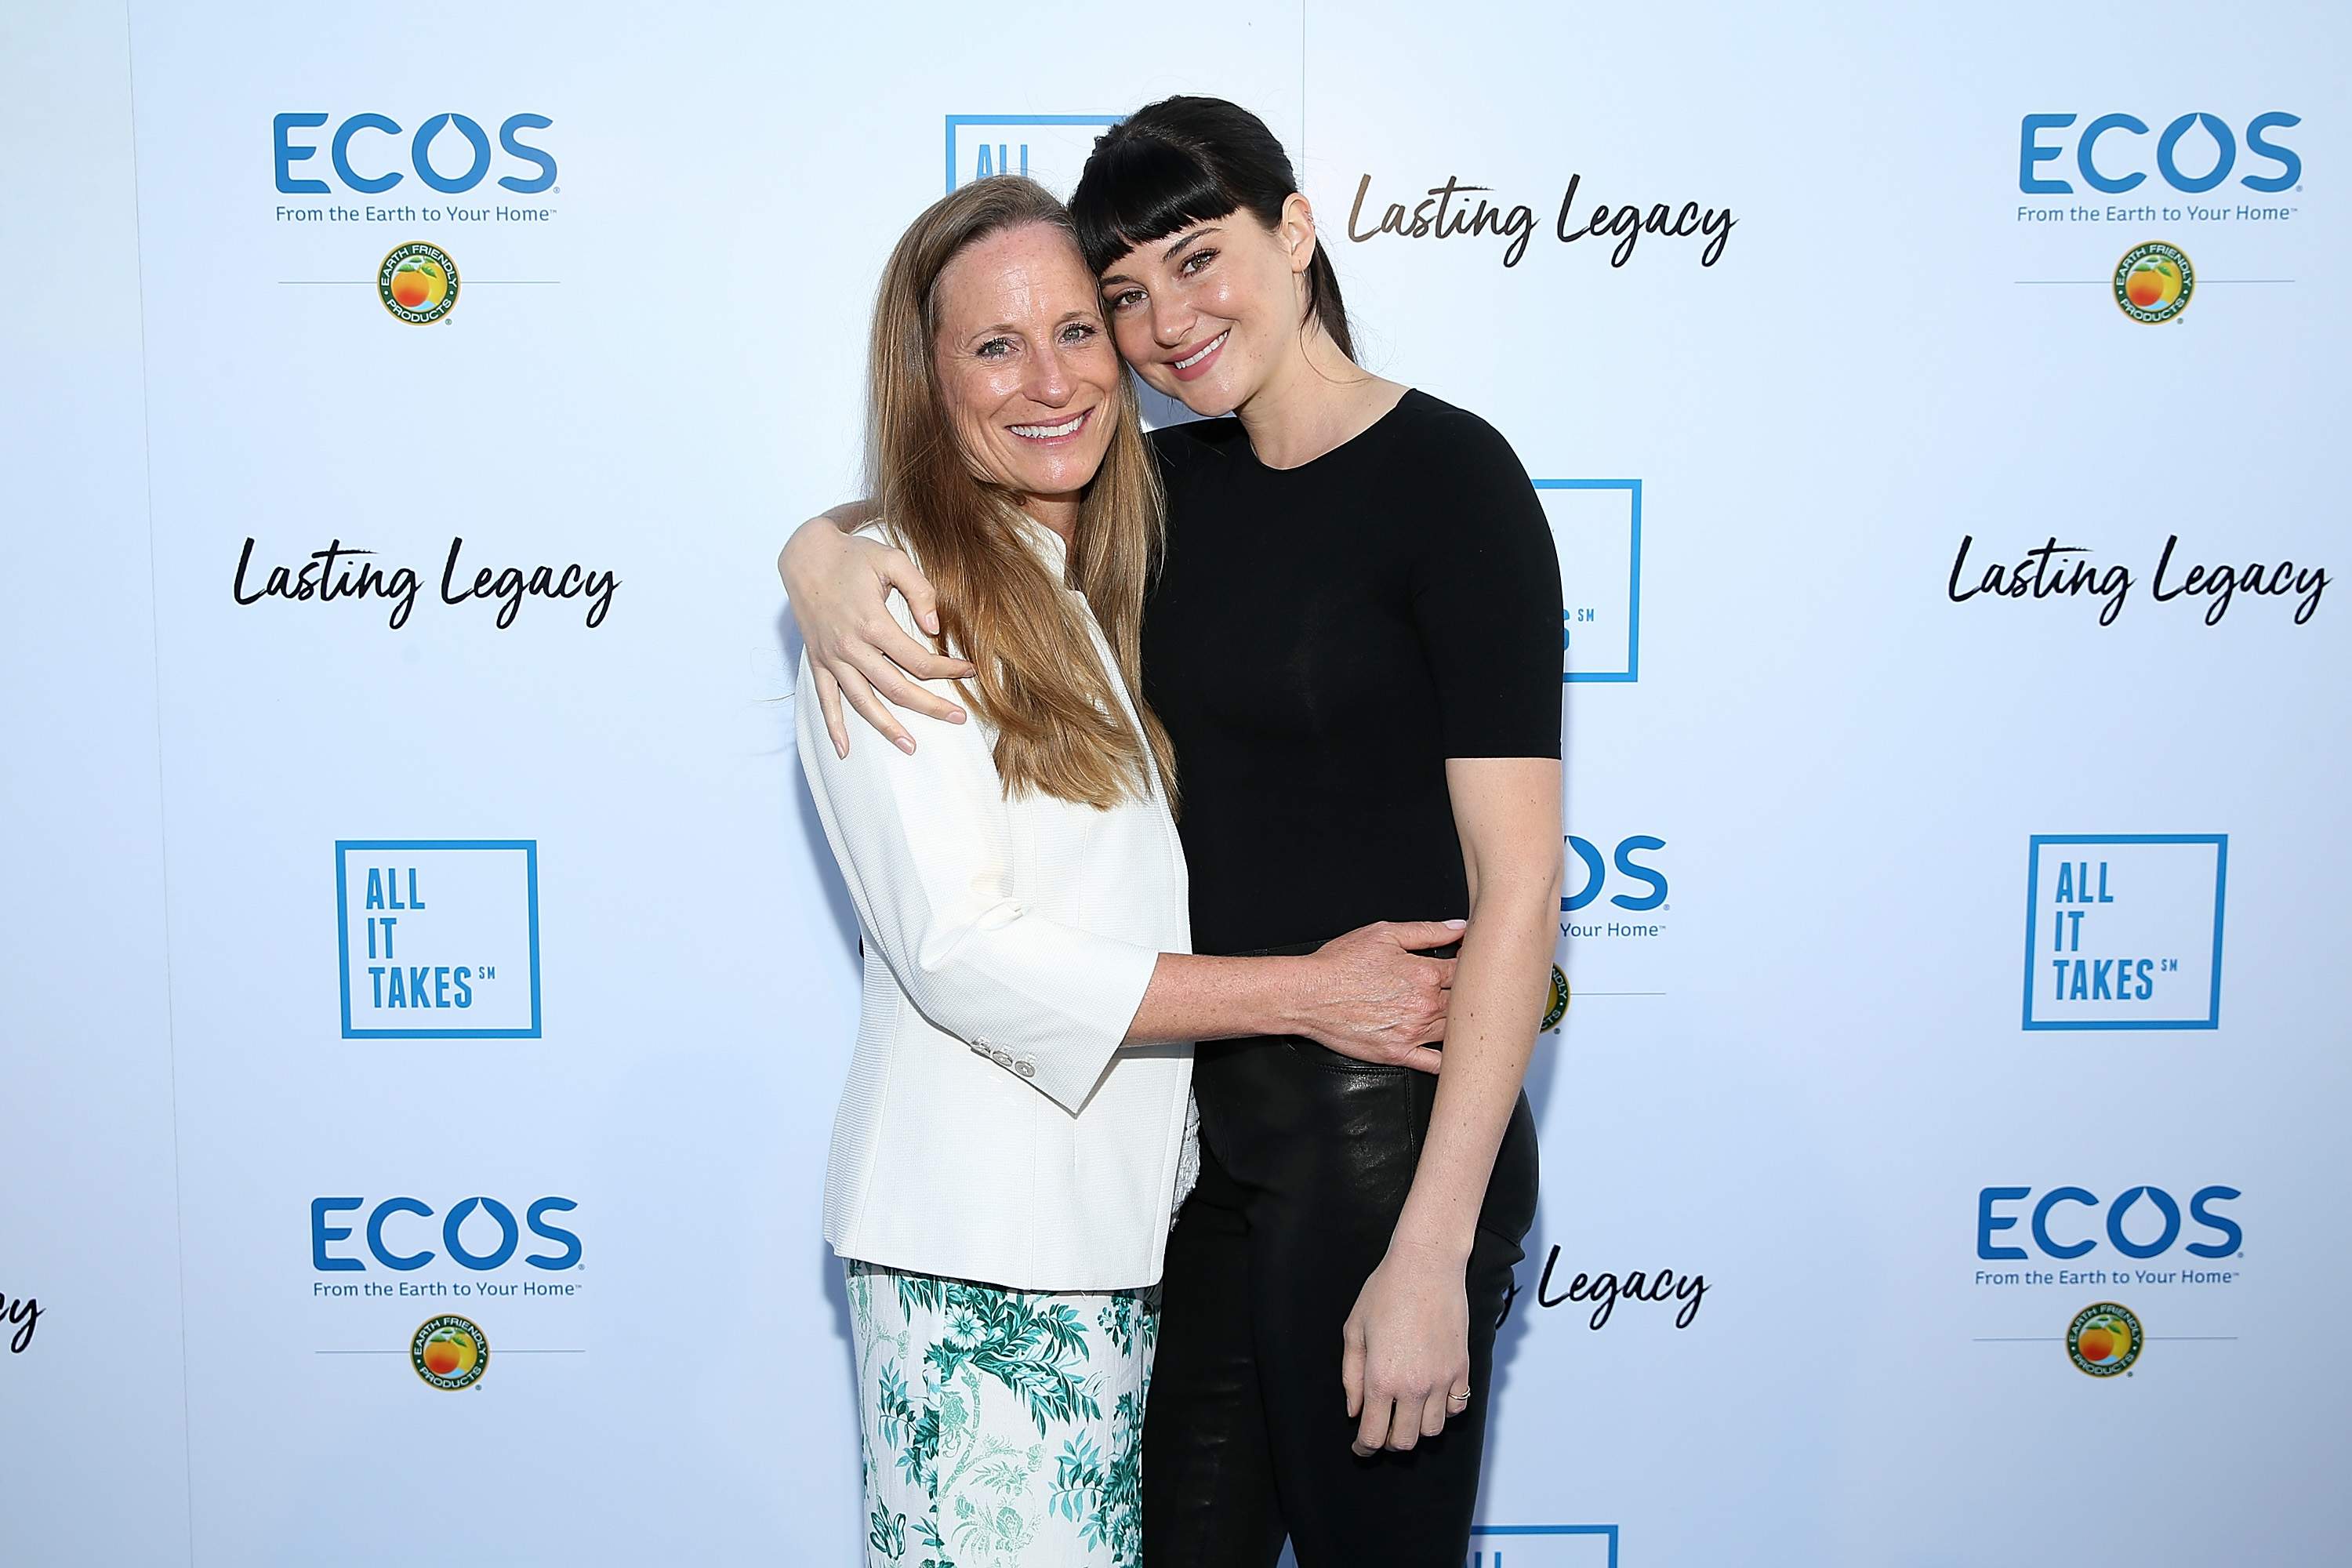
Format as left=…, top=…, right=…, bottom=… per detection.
left=4, top=2, right=2347, bottom=1564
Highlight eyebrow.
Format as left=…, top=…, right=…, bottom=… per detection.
left=964, top=308, right=1099, bottom=344
left=1165, top=226, right=1221, bottom=261
left=1098, top=226, right=1223, bottom=288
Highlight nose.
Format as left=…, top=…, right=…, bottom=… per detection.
left=1150, top=296, right=1195, bottom=350
left=1025, top=344, right=1075, bottom=408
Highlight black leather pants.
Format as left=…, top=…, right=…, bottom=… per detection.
left=1142, top=1012, right=1540, bottom=1567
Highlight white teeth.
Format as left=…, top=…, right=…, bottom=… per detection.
left=1174, top=330, right=1227, bottom=370
left=1010, top=412, right=1087, bottom=439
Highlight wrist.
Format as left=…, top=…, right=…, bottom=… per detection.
left=781, top=518, right=834, bottom=593
left=1257, top=954, right=1320, bottom=1038
left=1388, top=1209, right=1475, bottom=1268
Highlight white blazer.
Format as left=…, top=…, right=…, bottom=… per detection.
left=793, top=517, right=1196, bottom=1293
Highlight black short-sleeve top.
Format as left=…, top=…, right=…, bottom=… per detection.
left=1142, top=388, right=1563, bottom=958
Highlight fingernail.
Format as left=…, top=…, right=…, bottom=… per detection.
left=1444, top=918, right=1468, bottom=929
left=834, top=743, right=848, bottom=760
left=921, top=613, right=940, bottom=633
left=894, top=736, right=916, bottom=755
left=947, top=709, right=967, bottom=724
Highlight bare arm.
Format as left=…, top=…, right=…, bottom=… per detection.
left=1125, top=920, right=1465, bottom=1073
left=1343, top=755, right=1563, bottom=1453
left=779, top=513, right=1478, bottom=1069
left=777, top=506, right=971, bottom=756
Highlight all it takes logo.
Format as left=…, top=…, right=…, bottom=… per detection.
left=1467, top=1525, right=1621, bottom=1568
left=336, top=840, right=542, bottom=1039
left=945, top=114, right=1121, bottom=195
left=2021, top=834, right=2226, bottom=1029
left=1539, top=480, right=1640, bottom=684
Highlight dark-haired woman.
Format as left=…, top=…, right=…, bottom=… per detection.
left=782, top=100, right=1562, bottom=1566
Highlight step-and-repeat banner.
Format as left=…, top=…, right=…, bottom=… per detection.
left=5, top=2, right=2346, bottom=1563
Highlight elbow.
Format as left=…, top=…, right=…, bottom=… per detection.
left=1471, top=840, right=1565, bottom=924
left=893, top=903, right=1024, bottom=1031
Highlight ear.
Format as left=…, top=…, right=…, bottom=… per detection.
left=1279, top=192, right=1319, bottom=276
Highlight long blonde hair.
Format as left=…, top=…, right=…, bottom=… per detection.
left=866, top=175, right=1177, bottom=811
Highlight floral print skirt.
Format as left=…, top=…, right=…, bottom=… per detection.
left=845, top=1258, right=1159, bottom=1567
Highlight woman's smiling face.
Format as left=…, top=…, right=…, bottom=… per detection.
left=932, top=221, right=1121, bottom=516
left=1096, top=202, right=1314, bottom=418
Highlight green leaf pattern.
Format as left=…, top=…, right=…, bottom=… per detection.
left=848, top=1258, right=1158, bottom=1566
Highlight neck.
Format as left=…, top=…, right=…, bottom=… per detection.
left=1232, top=321, right=1402, bottom=470
left=1023, top=493, right=1079, bottom=542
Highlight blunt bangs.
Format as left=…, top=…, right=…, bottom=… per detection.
left=1072, top=132, right=1240, bottom=277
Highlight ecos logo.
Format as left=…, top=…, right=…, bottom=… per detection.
left=1565, top=834, right=1667, bottom=913
left=1977, top=1184, right=2241, bottom=1261
left=274, top=112, right=557, bottom=194
left=312, top=1196, right=582, bottom=1272
left=2020, top=112, right=2300, bottom=194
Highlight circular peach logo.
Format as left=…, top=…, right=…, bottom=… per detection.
left=1542, top=964, right=1570, bottom=1031
left=2113, top=241, right=2191, bottom=325
left=379, top=241, right=458, bottom=325
left=411, top=1313, right=487, bottom=1389
left=2067, top=1301, right=2142, bottom=1377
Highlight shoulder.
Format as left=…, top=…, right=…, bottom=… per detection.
left=1381, top=391, right=1546, bottom=534
left=1382, top=394, right=1556, bottom=580
left=1382, top=389, right=1530, bottom=478
left=1148, top=416, right=1250, bottom=470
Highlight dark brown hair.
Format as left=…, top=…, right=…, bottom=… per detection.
left=1070, top=96, right=1353, bottom=358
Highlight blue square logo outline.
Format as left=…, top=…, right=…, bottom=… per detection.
left=336, top=838, right=543, bottom=1040
left=1534, top=478, right=1641, bottom=684
left=2019, top=832, right=2227, bottom=1032
left=945, top=114, right=1123, bottom=193
left=1471, top=1523, right=1621, bottom=1566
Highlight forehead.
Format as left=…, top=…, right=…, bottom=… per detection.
left=935, top=223, right=1092, bottom=327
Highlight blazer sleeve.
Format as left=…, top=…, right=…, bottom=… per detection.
left=791, top=612, right=1160, bottom=1114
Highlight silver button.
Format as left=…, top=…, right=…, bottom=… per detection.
left=992, top=1048, right=1014, bottom=1069
left=1014, top=1059, right=1036, bottom=1080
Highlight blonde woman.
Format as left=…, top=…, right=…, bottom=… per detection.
left=794, top=175, right=1464, bottom=1567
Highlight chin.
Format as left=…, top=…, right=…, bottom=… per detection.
left=1174, top=385, right=1241, bottom=419
left=1026, top=453, right=1109, bottom=495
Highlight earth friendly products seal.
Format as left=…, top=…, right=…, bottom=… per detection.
left=2114, top=241, right=2192, bottom=325
left=379, top=241, right=459, bottom=325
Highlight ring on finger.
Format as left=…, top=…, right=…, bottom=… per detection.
left=1446, top=1388, right=1472, bottom=1406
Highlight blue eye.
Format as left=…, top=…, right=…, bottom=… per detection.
left=1060, top=321, right=1098, bottom=344
left=976, top=338, right=1013, bottom=359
